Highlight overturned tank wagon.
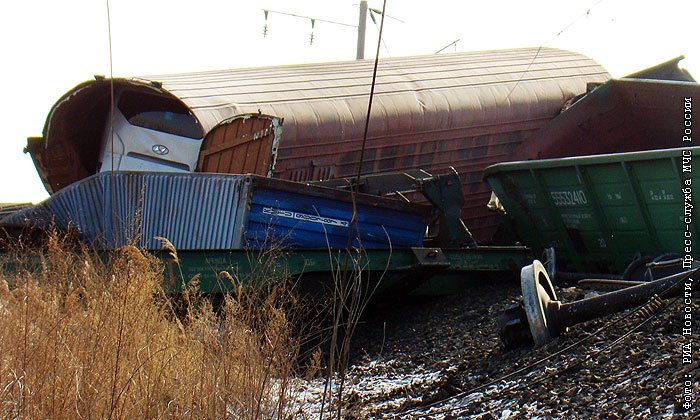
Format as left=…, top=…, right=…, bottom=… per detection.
left=25, top=47, right=611, bottom=242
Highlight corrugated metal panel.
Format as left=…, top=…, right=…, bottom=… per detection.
left=0, top=203, right=32, bottom=219
left=2, top=172, right=252, bottom=250
left=2, top=171, right=429, bottom=250
left=146, top=47, right=609, bottom=135
left=40, top=48, right=608, bottom=169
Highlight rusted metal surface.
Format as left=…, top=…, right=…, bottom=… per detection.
left=250, top=175, right=433, bottom=215
left=29, top=48, right=610, bottom=241
left=499, top=260, right=698, bottom=349
left=624, top=55, right=695, bottom=82
left=512, top=78, right=700, bottom=161
left=25, top=135, right=92, bottom=195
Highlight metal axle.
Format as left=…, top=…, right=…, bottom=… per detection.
left=499, top=260, right=697, bottom=349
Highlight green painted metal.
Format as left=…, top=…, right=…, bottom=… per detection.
left=484, top=147, right=699, bottom=274
left=0, top=244, right=531, bottom=299
left=159, top=246, right=532, bottom=297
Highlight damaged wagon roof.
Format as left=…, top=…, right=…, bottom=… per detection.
left=133, top=47, right=610, bottom=135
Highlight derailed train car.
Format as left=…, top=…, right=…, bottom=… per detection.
left=25, top=47, right=611, bottom=242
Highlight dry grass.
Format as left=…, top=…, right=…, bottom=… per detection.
left=0, top=233, right=302, bottom=419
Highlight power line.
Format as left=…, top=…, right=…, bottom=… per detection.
left=501, top=0, right=610, bottom=105
left=368, top=8, right=391, bottom=56
left=263, top=9, right=357, bottom=28
left=434, top=38, right=460, bottom=55
left=368, top=7, right=404, bottom=23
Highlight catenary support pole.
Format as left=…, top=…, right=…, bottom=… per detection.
left=356, top=1, right=368, bottom=60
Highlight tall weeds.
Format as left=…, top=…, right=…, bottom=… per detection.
left=0, top=233, right=300, bottom=419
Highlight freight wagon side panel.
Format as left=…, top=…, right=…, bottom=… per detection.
left=484, top=147, right=700, bottom=274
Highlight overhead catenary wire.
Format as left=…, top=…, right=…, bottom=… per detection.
left=368, top=7, right=404, bottom=23
left=104, top=1, right=127, bottom=416
left=106, top=0, right=115, bottom=176
left=502, top=0, right=609, bottom=105
left=261, top=4, right=401, bottom=56
left=263, top=9, right=357, bottom=28
left=368, top=8, right=391, bottom=56
left=434, top=38, right=460, bottom=55
left=262, top=6, right=403, bottom=28
left=105, top=0, right=119, bottom=243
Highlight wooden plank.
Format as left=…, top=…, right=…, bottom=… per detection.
left=242, top=119, right=265, bottom=173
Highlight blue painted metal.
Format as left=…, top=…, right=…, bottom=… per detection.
left=245, top=188, right=425, bottom=248
left=1, top=172, right=428, bottom=250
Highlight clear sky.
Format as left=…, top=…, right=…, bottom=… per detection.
left=1, top=0, right=698, bottom=203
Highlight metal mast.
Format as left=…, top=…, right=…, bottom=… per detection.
left=356, top=1, right=368, bottom=60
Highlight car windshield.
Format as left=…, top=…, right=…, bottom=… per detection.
left=118, top=90, right=203, bottom=139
